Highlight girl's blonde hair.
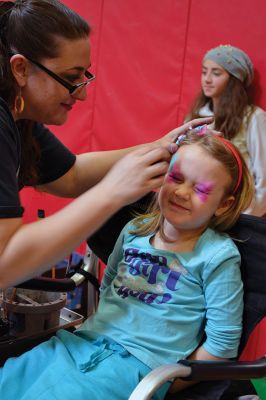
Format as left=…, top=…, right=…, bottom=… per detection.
left=131, top=129, right=254, bottom=239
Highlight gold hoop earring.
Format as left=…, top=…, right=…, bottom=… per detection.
left=13, top=88, right=25, bottom=114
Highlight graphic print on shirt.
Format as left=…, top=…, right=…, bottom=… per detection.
left=113, top=247, right=187, bottom=304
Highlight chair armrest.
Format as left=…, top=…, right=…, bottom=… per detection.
left=16, top=276, right=76, bottom=292
left=129, top=357, right=266, bottom=400
left=16, top=257, right=100, bottom=292
left=179, top=356, right=266, bottom=380
left=128, top=363, right=191, bottom=400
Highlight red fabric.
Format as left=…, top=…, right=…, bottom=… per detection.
left=240, top=318, right=266, bottom=361
left=20, top=0, right=266, bottom=357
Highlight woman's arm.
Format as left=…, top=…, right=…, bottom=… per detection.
left=0, top=145, right=170, bottom=288
left=40, top=118, right=213, bottom=197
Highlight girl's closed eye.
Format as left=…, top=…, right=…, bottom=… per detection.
left=195, top=185, right=209, bottom=194
left=194, top=182, right=214, bottom=203
left=167, top=163, right=184, bottom=183
left=167, top=172, right=183, bottom=183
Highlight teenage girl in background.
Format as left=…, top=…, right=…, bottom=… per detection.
left=186, top=44, right=266, bottom=216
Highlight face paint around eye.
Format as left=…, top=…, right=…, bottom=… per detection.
left=195, top=182, right=214, bottom=203
left=196, top=191, right=209, bottom=203
left=166, top=163, right=183, bottom=184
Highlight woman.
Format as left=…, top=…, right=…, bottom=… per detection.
left=186, top=44, right=266, bottom=216
left=0, top=0, right=210, bottom=289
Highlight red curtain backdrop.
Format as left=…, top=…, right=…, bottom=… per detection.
left=20, top=0, right=266, bottom=359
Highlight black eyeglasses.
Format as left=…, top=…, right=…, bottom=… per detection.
left=27, top=57, right=95, bottom=95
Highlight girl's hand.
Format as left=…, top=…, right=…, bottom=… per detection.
left=98, top=144, right=171, bottom=206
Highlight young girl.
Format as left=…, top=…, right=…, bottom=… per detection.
left=186, top=44, right=266, bottom=217
left=0, top=128, right=253, bottom=400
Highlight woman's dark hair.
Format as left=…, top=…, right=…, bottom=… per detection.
left=187, top=75, right=254, bottom=140
left=0, top=0, right=91, bottom=185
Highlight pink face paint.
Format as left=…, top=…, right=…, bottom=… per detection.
left=195, top=182, right=214, bottom=203
left=166, top=165, right=183, bottom=184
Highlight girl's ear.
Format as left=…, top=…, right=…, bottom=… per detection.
left=10, top=54, right=30, bottom=86
left=215, top=195, right=235, bottom=217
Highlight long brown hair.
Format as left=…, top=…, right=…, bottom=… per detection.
left=187, top=75, right=255, bottom=140
left=0, top=0, right=90, bottom=185
left=130, top=129, right=254, bottom=239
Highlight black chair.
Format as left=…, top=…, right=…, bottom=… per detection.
left=88, top=192, right=155, bottom=264
left=88, top=198, right=266, bottom=400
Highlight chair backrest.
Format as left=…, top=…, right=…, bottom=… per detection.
left=87, top=193, right=154, bottom=264
left=228, top=214, right=266, bottom=355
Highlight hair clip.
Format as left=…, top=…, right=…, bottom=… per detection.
left=194, top=124, right=208, bottom=136
left=175, top=134, right=187, bottom=146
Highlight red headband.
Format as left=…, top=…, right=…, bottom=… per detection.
left=216, top=136, right=243, bottom=194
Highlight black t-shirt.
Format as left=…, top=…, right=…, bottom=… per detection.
left=0, top=97, right=76, bottom=218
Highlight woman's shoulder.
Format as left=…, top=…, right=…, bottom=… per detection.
left=0, top=97, right=16, bottom=127
left=32, top=122, right=71, bottom=153
left=32, top=122, right=54, bottom=139
left=0, top=96, right=11, bottom=113
left=0, top=97, right=19, bottom=143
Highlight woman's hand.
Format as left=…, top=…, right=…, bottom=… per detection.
left=157, top=117, right=214, bottom=153
left=98, top=144, right=171, bottom=207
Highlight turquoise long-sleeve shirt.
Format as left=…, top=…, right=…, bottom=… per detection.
left=79, top=222, right=243, bottom=370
